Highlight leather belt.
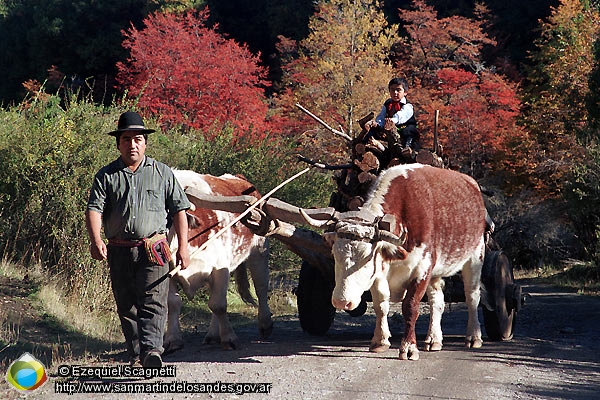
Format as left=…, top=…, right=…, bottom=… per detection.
left=107, top=238, right=144, bottom=247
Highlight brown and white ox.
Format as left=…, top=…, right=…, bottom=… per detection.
left=164, top=170, right=273, bottom=352
left=302, top=164, right=486, bottom=360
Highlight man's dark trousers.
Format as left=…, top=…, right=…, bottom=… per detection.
left=107, top=245, right=169, bottom=361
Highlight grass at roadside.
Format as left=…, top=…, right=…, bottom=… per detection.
left=1, top=260, right=298, bottom=371
left=0, top=261, right=120, bottom=371
left=171, top=275, right=298, bottom=336
left=515, top=261, right=600, bottom=295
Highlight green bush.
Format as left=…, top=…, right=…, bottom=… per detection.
left=0, top=93, right=335, bottom=320
left=0, top=95, right=120, bottom=301
left=564, top=145, right=600, bottom=264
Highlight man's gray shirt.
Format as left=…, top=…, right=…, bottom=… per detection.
left=87, top=156, right=190, bottom=240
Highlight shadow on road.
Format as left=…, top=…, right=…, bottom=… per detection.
left=151, top=280, right=600, bottom=400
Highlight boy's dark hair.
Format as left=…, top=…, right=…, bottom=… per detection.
left=388, top=77, right=408, bottom=92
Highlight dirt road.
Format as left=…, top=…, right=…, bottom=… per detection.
left=12, top=280, right=600, bottom=399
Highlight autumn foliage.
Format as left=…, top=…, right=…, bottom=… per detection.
left=116, top=9, right=271, bottom=139
left=275, top=0, right=398, bottom=160
left=522, top=0, right=600, bottom=194
left=432, top=68, right=528, bottom=175
left=396, top=1, right=496, bottom=84
left=393, top=0, right=527, bottom=177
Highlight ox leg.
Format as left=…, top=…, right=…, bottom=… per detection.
left=424, top=277, right=444, bottom=352
left=164, top=280, right=185, bottom=354
left=462, top=257, right=484, bottom=349
left=204, top=268, right=239, bottom=350
left=369, top=278, right=391, bottom=353
left=400, top=276, right=430, bottom=360
left=247, top=245, right=274, bottom=339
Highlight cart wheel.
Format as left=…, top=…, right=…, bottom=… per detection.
left=296, top=261, right=335, bottom=335
left=481, top=251, right=519, bottom=341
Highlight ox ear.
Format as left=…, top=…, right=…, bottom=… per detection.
left=323, top=232, right=336, bottom=248
left=380, top=242, right=408, bottom=262
left=186, top=212, right=200, bottom=230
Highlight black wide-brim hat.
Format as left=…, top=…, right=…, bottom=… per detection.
left=107, top=111, right=156, bottom=136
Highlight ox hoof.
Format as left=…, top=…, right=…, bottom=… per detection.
left=369, top=343, right=390, bottom=353
left=203, top=335, right=221, bottom=346
left=466, top=337, right=483, bottom=349
left=423, top=342, right=443, bottom=352
left=399, top=343, right=420, bottom=360
left=163, top=340, right=184, bottom=355
left=259, top=322, right=274, bottom=339
left=222, top=339, right=239, bottom=350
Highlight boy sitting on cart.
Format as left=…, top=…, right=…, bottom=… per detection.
left=359, top=77, right=419, bottom=166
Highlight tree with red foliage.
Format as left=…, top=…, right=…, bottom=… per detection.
left=116, top=9, right=271, bottom=139
left=434, top=68, right=526, bottom=176
left=396, top=0, right=529, bottom=178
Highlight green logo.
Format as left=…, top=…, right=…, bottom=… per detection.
left=5, top=352, right=48, bottom=391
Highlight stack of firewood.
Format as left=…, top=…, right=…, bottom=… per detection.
left=415, top=148, right=444, bottom=168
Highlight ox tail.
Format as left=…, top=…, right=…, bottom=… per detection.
left=234, top=263, right=258, bottom=307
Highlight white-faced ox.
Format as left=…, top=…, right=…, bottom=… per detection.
left=302, top=164, right=487, bottom=360
left=164, top=170, right=273, bottom=352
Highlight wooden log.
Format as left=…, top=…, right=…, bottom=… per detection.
left=363, top=151, right=380, bottom=170
left=366, top=138, right=386, bottom=153
left=347, top=196, right=364, bottom=211
left=268, top=222, right=334, bottom=272
left=185, top=187, right=338, bottom=226
left=415, top=150, right=444, bottom=167
left=295, top=103, right=352, bottom=141
left=434, top=109, right=439, bottom=154
left=354, top=151, right=379, bottom=172
left=357, top=171, right=377, bottom=184
left=383, top=119, right=396, bottom=131
left=401, top=147, right=415, bottom=159
left=416, top=150, right=433, bottom=165
left=354, top=142, right=367, bottom=156
left=262, top=197, right=338, bottom=225
left=388, top=158, right=402, bottom=168
left=357, top=112, right=375, bottom=129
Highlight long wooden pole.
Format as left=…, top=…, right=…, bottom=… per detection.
left=295, top=103, right=352, bottom=141
left=433, top=110, right=439, bottom=155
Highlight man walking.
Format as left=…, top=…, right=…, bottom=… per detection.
left=86, top=111, right=190, bottom=368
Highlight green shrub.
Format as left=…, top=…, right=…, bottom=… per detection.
left=0, top=95, right=121, bottom=298
left=0, top=94, right=136, bottom=344
left=564, top=145, right=600, bottom=264
left=151, top=125, right=334, bottom=208
left=0, top=93, right=335, bottom=326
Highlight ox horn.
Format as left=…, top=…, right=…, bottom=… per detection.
left=376, top=228, right=407, bottom=246
left=299, top=208, right=337, bottom=228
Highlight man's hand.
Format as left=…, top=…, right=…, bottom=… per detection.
left=173, top=209, right=190, bottom=270
left=176, top=245, right=190, bottom=270
left=89, top=240, right=107, bottom=261
left=383, top=118, right=396, bottom=131
left=86, top=210, right=107, bottom=260
left=365, top=120, right=378, bottom=130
